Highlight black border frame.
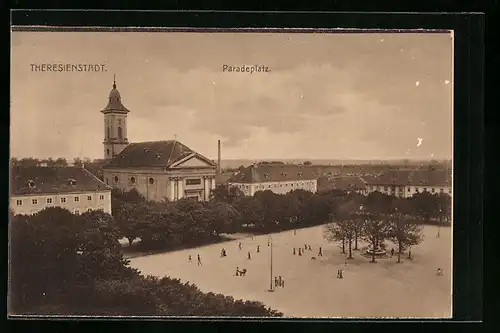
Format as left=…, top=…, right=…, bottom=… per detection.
left=7, top=9, right=484, bottom=327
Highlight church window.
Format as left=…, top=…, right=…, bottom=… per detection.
left=32, top=199, right=38, bottom=205
left=114, top=176, right=119, bottom=183
left=99, top=195, right=105, bottom=200
left=46, top=198, right=53, bottom=204
left=87, top=196, right=92, bottom=201
left=74, top=196, right=79, bottom=202
left=16, top=200, right=22, bottom=206
left=149, top=177, right=155, bottom=185
left=118, top=127, right=123, bottom=140
left=107, top=127, right=111, bottom=138
left=61, top=197, right=66, bottom=203
left=130, top=176, right=136, bottom=184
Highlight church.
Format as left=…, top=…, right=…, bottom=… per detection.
left=100, top=78, right=218, bottom=202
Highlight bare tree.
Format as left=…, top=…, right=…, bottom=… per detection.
left=323, top=222, right=347, bottom=255
left=352, top=216, right=365, bottom=250
left=362, top=213, right=391, bottom=263
left=389, top=213, right=424, bottom=263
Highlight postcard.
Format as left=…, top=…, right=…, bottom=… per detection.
left=9, top=28, right=453, bottom=319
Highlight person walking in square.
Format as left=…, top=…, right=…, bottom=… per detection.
left=236, top=266, right=240, bottom=276
left=318, top=247, right=323, bottom=257
left=257, top=245, right=260, bottom=253
left=197, top=254, right=202, bottom=266
left=247, top=251, right=251, bottom=260
left=293, top=247, right=296, bottom=255
left=391, top=248, right=395, bottom=257
left=274, top=277, right=278, bottom=287
left=239, top=242, right=242, bottom=250
left=281, top=279, right=285, bottom=288
left=188, top=255, right=192, bottom=263
left=298, top=248, right=302, bottom=256
left=278, top=276, right=283, bottom=287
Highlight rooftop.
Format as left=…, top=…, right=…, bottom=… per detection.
left=318, top=175, right=367, bottom=192
left=11, top=166, right=111, bottom=196
left=101, top=80, right=130, bottom=114
left=102, top=140, right=217, bottom=169
left=227, top=164, right=319, bottom=184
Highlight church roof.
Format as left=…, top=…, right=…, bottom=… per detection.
left=11, top=166, right=111, bottom=196
left=101, top=80, right=130, bottom=114
left=227, top=164, right=319, bottom=184
left=102, top=140, right=217, bottom=169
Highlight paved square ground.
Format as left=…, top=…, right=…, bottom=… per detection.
left=129, top=225, right=452, bottom=318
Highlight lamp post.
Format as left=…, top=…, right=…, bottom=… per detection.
left=437, top=208, right=442, bottom=238
left=268, top=236, right=274, bottom=292
left=395, top=207, right=401, bottom=263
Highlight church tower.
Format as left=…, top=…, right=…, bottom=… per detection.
left=101, top=76, right=130, bottom=160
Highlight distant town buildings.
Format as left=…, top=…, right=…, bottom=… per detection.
left=99, top=79, right=217, bottom=202
left=10, top=165, right=112, bottom=215
left=227, top=164, right=318, bottom=196
left=363, top=169, right=452, bottom=198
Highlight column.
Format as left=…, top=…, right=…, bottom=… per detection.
left=169, top=177, right=176, bottom=201
left=211, top=176, right=216, bottom=190
left=177, top=178, right=184, bottom=200
left=204, top=176, right=211, bottom=201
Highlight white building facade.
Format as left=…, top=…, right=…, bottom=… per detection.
left=102, top=143, right=217, bottom=202
left=364, top=170, right=452, bottom=198
left=10, top=166, right=112, bottom=215
left=227, top=164, right=318, bottom=196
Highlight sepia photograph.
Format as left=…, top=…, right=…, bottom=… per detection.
left=9, top=28, right=453, bottom=318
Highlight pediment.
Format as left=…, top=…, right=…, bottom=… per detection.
left=170, top=155, right=215, bottom=169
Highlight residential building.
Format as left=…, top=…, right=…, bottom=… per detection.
left=363, top=169, right=452, bottom=198
left=10, top=165, right=112, bottom=215
left=227, top=164, right=318, bottom=196
left=99, top=78, right=217, bottom=202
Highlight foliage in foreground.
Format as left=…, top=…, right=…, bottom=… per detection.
left=9, top=207, right=282, bottom=317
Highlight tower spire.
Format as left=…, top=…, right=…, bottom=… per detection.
left=113, top=74, right=116, bottom=89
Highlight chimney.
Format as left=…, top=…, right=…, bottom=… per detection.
left=217, top=140, right=221, bottom=175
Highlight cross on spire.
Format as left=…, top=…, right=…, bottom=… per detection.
left=174, top=134, right=177, bottom=141
left=113, top=74, right=116, bottom=89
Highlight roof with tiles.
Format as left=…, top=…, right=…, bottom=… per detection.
left=227, top=164, right=319, bottom=184
left=318, top=175, right=367, bottom=192
left=363, top=169, right=452, bottom=187
left=102, top=140, right=217, bottom=169
left=11, top=166, right=111, bottom=196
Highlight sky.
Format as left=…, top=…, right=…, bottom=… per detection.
left=10, top=30, right=453, bottom=161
